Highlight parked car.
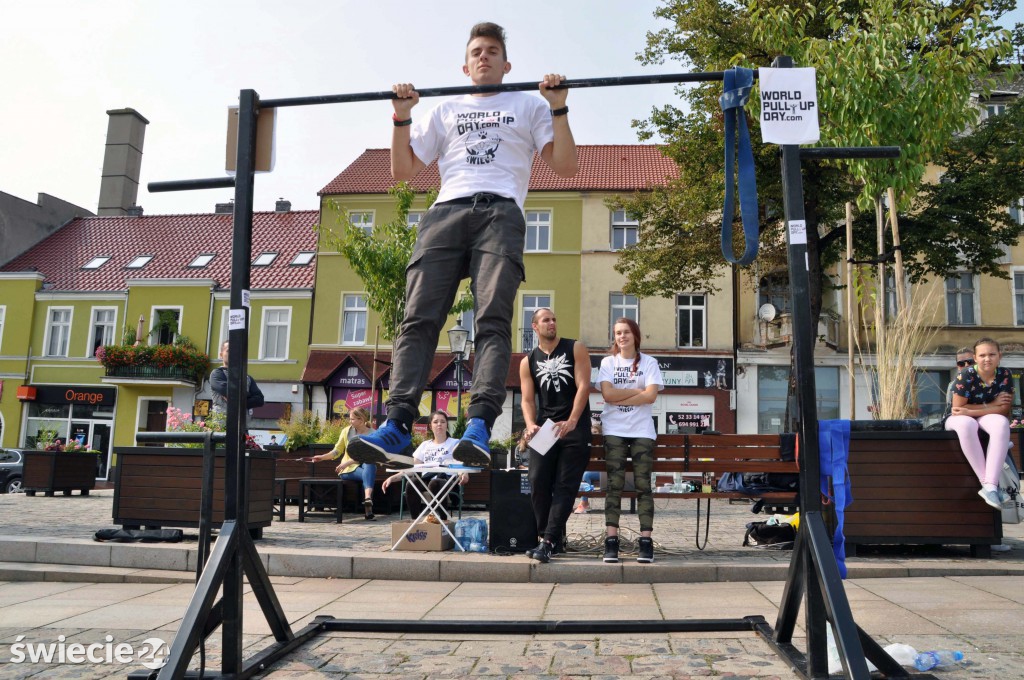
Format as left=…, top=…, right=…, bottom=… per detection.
left=0, top=449, right=25, bottom=493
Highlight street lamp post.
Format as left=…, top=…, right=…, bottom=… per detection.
left=447, top=322, right=470, bottom=423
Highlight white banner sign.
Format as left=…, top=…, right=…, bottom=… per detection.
left=759, top=67, right=819, bottom=145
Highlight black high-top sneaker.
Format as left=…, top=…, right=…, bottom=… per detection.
left=529, top=539, right=554, bottom=563
left=603, top=536, right=620, bottom=563
left=637, top=536, right=654, bottom=563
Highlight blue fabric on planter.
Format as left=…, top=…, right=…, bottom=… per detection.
left=818, top=419, right=852, bottom=578
left=719, top=66, right=759, bottom=266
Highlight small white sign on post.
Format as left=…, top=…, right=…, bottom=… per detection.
left=227, top=309, right=246, bottom=331
left=758, top=67, right=820, bottom=145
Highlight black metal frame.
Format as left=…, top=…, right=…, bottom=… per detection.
left=133, top=64, right=934, bottom=680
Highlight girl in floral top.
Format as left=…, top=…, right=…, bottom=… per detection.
left=945, top=337, right=1015, bottom=509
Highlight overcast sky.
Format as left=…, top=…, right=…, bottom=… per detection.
left=2, top=1, right=1020, bottom=217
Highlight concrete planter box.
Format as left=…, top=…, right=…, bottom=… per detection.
left=111, top=447, right=275, bottom=536
left=22, top=451, right=99, bottom=496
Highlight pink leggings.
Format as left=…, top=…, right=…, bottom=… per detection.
left=945, top=414, right=1011, bottom=486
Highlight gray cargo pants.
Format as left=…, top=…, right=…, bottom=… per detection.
left=385, top=194, right=525, bottom=430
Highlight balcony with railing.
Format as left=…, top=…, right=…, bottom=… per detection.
left=103, top=364, right=199, bottom=384
left=97, top=343, right=209, bottom=387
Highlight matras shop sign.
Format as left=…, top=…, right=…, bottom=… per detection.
left=759, top=67, right=820, bottom=145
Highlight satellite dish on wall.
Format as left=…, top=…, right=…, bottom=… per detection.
left=757, top=303, right=777, bottom=322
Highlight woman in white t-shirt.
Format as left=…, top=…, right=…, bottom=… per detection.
left=383, top=411, right=468, bottom=521
left=598, top=318, right=664, bottom=564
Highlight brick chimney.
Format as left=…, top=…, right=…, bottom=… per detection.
left=275, top=198, right=291, bottom=212
left=98, top=108, right=149, bottom=216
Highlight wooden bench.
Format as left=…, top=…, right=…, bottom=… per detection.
left=585, top=434, right=799, bottom=547
left=844, top=431, right=1002, bottom=558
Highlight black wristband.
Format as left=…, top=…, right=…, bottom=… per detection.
left=392, top=114, right=412, bottom=127
left=551, top=106, right=569, bottom=117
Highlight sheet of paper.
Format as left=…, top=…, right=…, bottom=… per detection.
left=527, top=419, right=559, bottom=456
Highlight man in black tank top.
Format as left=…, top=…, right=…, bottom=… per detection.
left=519, top=308, right=592, bottom=563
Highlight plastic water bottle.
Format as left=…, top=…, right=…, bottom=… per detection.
left=454, top=519, right=472, bottom=551
left=913, top=650, right=964, bottom=671
left=579, top=482, right=594, bottom=493
left=467, top=518, right=488, bottom=552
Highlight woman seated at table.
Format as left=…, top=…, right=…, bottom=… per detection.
left=383, top=410, right=468, bottom=522
left=311, top=407, right=377, bottom=521
left=945, top=337, right=1015, bottom=509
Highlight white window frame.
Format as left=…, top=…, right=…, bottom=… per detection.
left=87, top=306, right=118, bottom=357
left=0, top=305, right=5, bottom=353
left=611, top=209, right=639, bottom=250
left=290, top=252, right=315, bottom=266
left=188, top=253, right=215, bottom=268
left=259, top=306, right=292, bottom=360
left=341, top=294, right=368, bottom=345
left=149, top=306, right=183, bottom=346
left=676, top=293, right=707, bottom=349
left=126, top=255, right=153, bottom=269
left=44, top=306, right=73, bottom=357
left=1010, top=197, right=1024, bottom=226
left=407, top=211, right=423, bottom=229
left=525, top=209, right=552, bottom=252
left=218, top=306, right=231, bottom=348
left=83, top=256, right=110, bottom=269
left=349, top=211, right=374, bottom=237
left=609, top=293, right=639, bottom=341
left=1013, top=268, right=1024, bottom=327
left=253, top=252, right=277, bottom=266
left=945, top=273, right=978, bottom=326
left=521, top=293, right=552, bottom=352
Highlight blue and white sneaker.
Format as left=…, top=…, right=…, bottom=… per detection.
left=453, top=417, right=491, bottom=467
left=347, top=420, right=414, bottom=469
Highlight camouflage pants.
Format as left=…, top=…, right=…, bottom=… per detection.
left=603, top=435, right=655, bottom=532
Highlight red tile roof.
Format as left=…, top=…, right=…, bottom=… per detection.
left=1, top=210, right=319, bottom=292
left=319, top=145, right=678, bottom=195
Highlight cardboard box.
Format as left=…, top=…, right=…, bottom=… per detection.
left=391, top=520, right=454, bottom=551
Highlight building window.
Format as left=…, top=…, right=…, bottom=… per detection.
left=260, top=307, right=291, bottom=360
left=0, top=305, right=5, bottom=353
left=342, top=294, right=367, bottom=345
left=219, top=306, right=231, bottom=347
left=945, top=273, right=976, bottom=325
left=676, top=294, right=706, bottom=348
left=1014, top=271, right=1024, bottom=327
left=291, top=252, right=315, bottom=266
left=407, top=211, right=423, bottom=229
left=90, top=308, right=116, bottom=356
left=150, top=308, right=181, bottom=345
left=350, top=211, right=374, bottom=236
left=917, top=369, right=947, bottom=429
left=1010, top=197, right=1024, bottom=225
left=126, top=255, right=153, bottom=269
left=983, top=103, right=1006, bottom=120
left=45, top=307, right=72, bottom=357
left=525, top=210, right=551, bottom=252
left=83, top=256, right=110, bottom=269
left=758, top=272, right=791, bottom=315
left=884, top=272, right=906, bottom=321
left=253, top=252, right=277, bottom=266
left=188, top=254, right=215, bottom=268
left=757, top=366, right=839, bottom=433
left=611, top=210, right=638, bottom=250
left=521, top=294, right=551, bottom=352
left=609, top=294, right=639, bottom=340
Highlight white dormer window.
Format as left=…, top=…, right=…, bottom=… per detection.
left=188, top=254, right=215, bottom=268
left=83, top=256, right=110, bottom=269
left=126, top=255, right=153, bottom=269
left=291, top=252, right=315, bottom=266
left=253, top=252, right=277, bottom=266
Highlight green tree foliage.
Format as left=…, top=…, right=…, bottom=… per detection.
left=617, top=0, right=1016, bottom=321
left=320, top=183, right=473, bottom=342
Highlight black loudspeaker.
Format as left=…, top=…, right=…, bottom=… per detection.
left=489, top=470, right=536, bottom=553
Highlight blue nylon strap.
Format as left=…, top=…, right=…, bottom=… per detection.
left=719, top=67, right=759, bottom=265
left=818, top=419, right=852, bottom=579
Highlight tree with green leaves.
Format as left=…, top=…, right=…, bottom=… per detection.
left=320, top=182, right=473, bottom=343
left=618, top=0, right=1018, bottom=322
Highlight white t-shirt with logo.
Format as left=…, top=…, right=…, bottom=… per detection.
left=598, top=353, right=664, bottom=440
left=412, top=437, right=459, bottom=467
left=410, top=92, right=554, bottom=207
